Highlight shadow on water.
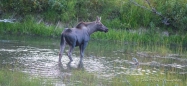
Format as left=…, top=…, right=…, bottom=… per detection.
left=0, top=35, right=187, bottom=85
left=58, top=61, right=84, bottom=72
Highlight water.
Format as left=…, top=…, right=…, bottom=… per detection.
left=0, top=35, right=187, bottom=85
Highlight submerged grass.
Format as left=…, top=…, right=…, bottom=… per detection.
left=0, top=69, right=53, bottom=86
left=124, top=72, right=185, bottom=86
left=0, top=33, right=187, bottom=86
left=64, top=69, right=186, bottom=86
left=63, top=70, right=109, bottom=86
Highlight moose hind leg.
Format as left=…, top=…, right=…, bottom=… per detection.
left=59, top=37, right=66, bottom=62
left=59, top=43, right=66, bottom=62
left=67, top=45, right=75, bottom=61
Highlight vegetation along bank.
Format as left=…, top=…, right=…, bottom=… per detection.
left=0, top=0, right=187, bottom=44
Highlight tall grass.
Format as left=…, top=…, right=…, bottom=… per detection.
left=1, top=0, right=187, bottom=31
left=0, top=69, right=53, bottom=86
left=1, top=0, right=187, bottom=44
left=1, top=17, right=187, bottom=44
left=0, top=15, right=62, bottom=37
left=91, top=28, right=187, bottom=44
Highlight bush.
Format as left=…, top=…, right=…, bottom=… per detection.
left=1, top=0, right=187, bottom=32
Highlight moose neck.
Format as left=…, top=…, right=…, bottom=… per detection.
left=86, top=22, right=98, bottom=35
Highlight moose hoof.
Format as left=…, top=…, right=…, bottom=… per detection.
left=69, top=59, right=73, bottom=62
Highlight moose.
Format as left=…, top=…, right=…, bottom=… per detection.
left=59, top=16, right=108, bottom=62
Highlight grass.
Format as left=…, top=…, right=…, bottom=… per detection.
left=1, top=1, right=187, bottom=85
left=1, top=0, right=187, bottom=44
left=63, top=70, right=109, bottom=86
left=0, top=31, right=187, bottom=86
left=0, top=15, right=62, bottom=37
left=124, top=72, right=185, bottom=86
left=62, top=69, right=187, bottom=86
left=0, top=69, right=53, bottom=86
left=92, top=28, right=187, bottom=45
left=1, top=0, right=187, bottom=30
left=2, top=17, right=187, bottom=45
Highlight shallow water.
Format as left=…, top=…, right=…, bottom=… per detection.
left=0, top=35, right=187, bottom=85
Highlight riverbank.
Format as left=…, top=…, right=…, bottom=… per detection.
left=1, top=0, right=187, bottom=44
left=1, top=0, right=187, bottom=31
left=0, top=16, right=187, bottom=45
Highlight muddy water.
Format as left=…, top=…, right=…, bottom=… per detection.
left=0, top=35, right=187, bottom=85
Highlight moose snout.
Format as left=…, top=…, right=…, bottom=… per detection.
left=104, top=28, right=108, bottom=33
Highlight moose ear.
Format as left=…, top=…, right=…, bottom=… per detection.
left=99, top=17, right=101, bottom=21
left=96, top=16, right=101, bottom=22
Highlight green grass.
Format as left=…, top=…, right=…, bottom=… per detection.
left=123, top=73, right=185, bottom=86
left=0, top=69, right=53, bottom=86
left=1, top=1, right=187, bottom=85
left=0, top=15, right=62, bottom=37
left=1, top=0, right=187, bottom=30
left=1, top=0, right=187, bottom=44
left=63, top=70, right=109, bottom=86
left=92, top=28, right=187, bottom=45
left=1, top=18, right=187, bottom=45
left=62, top=69, right=187, bottom=86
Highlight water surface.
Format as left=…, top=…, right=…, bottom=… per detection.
left=0, top=35, right=187, bottom=85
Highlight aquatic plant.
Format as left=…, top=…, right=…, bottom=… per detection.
left=63, top=69, right=186, bottom=86
left=0, top=69, right=53, bottom=86
left=63, top=70, right=109, bottom=86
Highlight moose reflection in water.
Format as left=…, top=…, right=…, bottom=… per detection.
left=58, top=61, right=84, bottom=72
left=59, top=16, right=108, bottom=62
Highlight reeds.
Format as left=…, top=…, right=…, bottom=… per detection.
left=1, top=18, right=187, bottom=44
left=92, top=28, right=187, bottom=45
left=0, top=15, right=62, bottom=37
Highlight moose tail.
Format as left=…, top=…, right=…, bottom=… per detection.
left=59, top=34, right=66, bottom=62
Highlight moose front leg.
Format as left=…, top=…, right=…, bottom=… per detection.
left=79, top=42, right=88, bottom=62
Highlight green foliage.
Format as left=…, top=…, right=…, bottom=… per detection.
left=155, top=0, right=187, bottom=31
left=92, top=28, right=187, bottom=45
left=1, top=0, right=187, bottom=30
left=0, top=0, right=187, bottom=44
left=0, top=15, right=62, bottom=37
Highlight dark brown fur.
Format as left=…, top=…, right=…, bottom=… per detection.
left=75, top=22, right=86, bottom=29
left=75, top=22, right=94, bottom=29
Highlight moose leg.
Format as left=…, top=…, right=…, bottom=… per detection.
left=79, top=42, right=88, bottom=62
left=59, top=43, right=66, bottom=62
left=67, top=45, right=75, bottom=61
left=59, top=37, right=66, bottom=62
